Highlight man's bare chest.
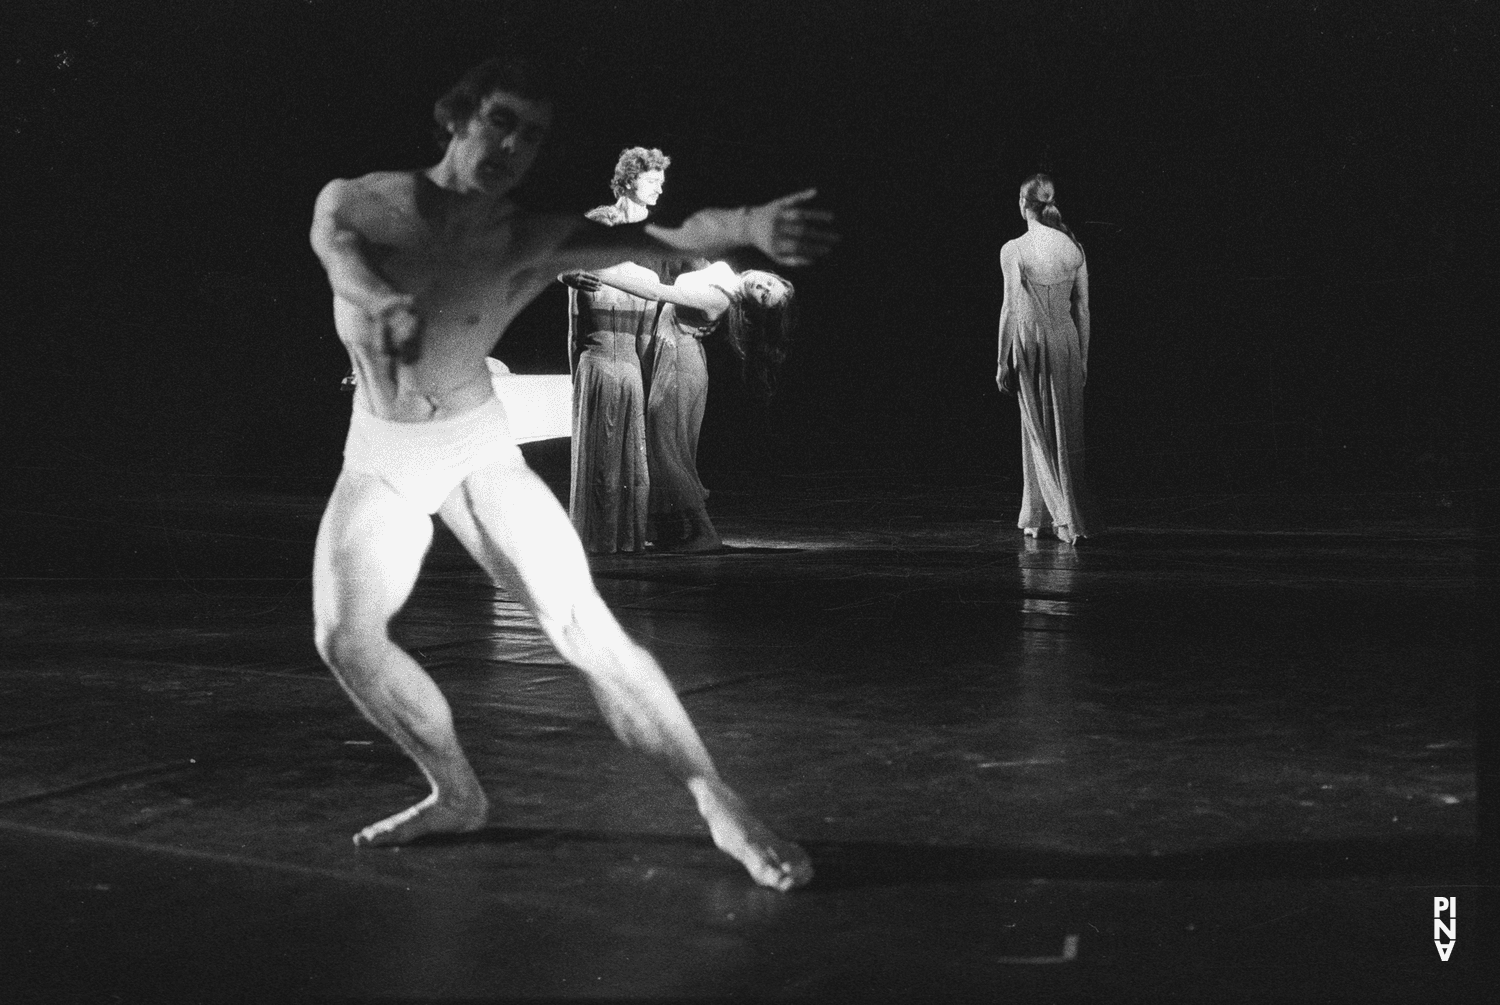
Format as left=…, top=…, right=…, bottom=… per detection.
left=371, top=224, right=518, bottom=281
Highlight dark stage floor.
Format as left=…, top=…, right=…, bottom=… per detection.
left=0, top=465, right=1483, bottom=1002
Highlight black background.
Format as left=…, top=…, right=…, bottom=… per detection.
left=6, top=0, right=1493, bottom=501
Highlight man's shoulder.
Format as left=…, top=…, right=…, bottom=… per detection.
left=584, top=204, right=627, bottom=226
left=321, top=171, right=420, bottom=210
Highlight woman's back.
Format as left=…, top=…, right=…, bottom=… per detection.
left=582, top=262, right=657, bottom=319
left=1005, top=228, right=1083, bottom=330
left=1009, top=227, right=1084, bottom=286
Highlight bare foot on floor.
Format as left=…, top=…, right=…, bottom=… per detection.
left=652, top=536, right=724, bottom=554
left=692, top=779, right=812, bottom=891
left=353, top=790, right=489, bottom=847
left=674, top=532, right=724, bottom=553
left=653, top=524, right=723, bottom=553
left=653, top=511, right=723, bottom=553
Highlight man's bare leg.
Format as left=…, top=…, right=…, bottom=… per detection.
left=439, top=458, right=812, bottom=890
left=313, top=471, right=490, bottom=846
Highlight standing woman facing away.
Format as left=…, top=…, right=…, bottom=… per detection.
left=996, top=174, right=1092, bottom=544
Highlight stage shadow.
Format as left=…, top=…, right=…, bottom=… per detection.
left=394, top=826, right=1474, bottom=887
left=646, top=544, right=807, bottom=557
left=803, top=835, right=1476, bottom=889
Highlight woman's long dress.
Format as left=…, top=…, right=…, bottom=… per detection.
left=1006, top=268, right=1091, bottom=537
left=642, top=263, right=734, bottom=540
left=569, top=261, right=659, bottom=553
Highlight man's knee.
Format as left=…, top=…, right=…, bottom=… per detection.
left=541, top=598, right=639, bottom=669
left=314, top=618, right=389, bottom=677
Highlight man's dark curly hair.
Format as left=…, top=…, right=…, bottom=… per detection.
left=609, top=147, right=671, bottom=199
left=432, top=56, right=554, bottom=150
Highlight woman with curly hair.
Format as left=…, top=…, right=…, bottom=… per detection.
left=565, top=147, right=675, bottom=553
left=996, top=173, right=1093, bottom=544
left=565, top=262, right=795, bottom=551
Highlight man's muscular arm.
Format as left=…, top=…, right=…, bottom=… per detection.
left=546, top=188, right=838, bottom=275
left=649, top=189, right=837, bottom=268
left=309, top=179, right=419, bottom=361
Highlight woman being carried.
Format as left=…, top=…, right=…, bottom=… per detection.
left=996, top=173, right=1093, bottom=544
left=564, top=262, right=795, bottom=551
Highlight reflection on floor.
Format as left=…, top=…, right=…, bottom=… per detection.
left=0, top=469, right=1481, bottom=1001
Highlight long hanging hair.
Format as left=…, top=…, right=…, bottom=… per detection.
left=1020, top=173, right=1084, bottom=255
left=713, top=272, right=797, bottom=402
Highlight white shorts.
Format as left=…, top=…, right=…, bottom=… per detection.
left=342, top=396, right=523, bottom=515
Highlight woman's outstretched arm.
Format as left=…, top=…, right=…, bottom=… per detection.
left=567, top=268, right=729, bottom=314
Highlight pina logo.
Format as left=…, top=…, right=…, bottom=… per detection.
left=1433, top=897, right=1456, bottom=961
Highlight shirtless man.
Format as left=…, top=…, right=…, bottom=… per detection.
left=308, top=57, right=835, bottom=891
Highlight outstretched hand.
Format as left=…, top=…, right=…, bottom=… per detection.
left=746, top=188, right=839, bottom=268
left=559, top=270, right=603, bottom=293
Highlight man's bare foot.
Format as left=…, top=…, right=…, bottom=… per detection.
left=691, top=778, right=812, bottom=891
left=353, top=790, right=489, bottom=847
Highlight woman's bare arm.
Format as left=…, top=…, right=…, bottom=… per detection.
left=588, top=268, right=730, bottom=313
left=996, top=242, right=1021, bottom=386
left=1073, top=258, right=1091, bottom=382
